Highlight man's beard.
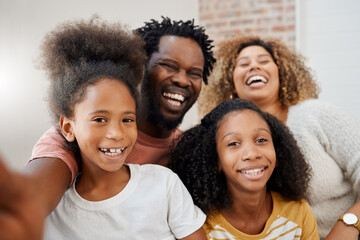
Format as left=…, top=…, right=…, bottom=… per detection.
left=141, top=79, right=190, bottom=131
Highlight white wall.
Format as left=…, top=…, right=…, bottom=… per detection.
left=0, top=0, right=197, bottom=170
left=296, top=0, right=360, bottom=120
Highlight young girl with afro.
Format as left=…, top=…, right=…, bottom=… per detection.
left=171, top=99, right=320, bottom=239
left=40, top=17, right=206, bottom=240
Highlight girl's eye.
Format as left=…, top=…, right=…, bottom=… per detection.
left=256, top=138, right=268, bottom=143
left=123, top=117, right=135, bottom=123
left=228, top=141, right=240, bottom=147
left=93, top=117, right=107, bottom=123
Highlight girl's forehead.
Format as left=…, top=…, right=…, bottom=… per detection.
left=216, top=110, right=269, bottom=135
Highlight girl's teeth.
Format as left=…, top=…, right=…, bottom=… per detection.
left=240, top=168, right=264, bottom=175
left=100, top=148, right=125, bottom=155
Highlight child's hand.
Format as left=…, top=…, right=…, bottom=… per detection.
left=0, top=155, right=46, bottom=240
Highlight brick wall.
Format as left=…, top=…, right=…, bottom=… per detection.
left=199, top=0, right=296, bottom=49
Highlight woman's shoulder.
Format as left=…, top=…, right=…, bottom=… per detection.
left=288, top=99, right=359, bottom=126
left=289, top=99, right=336, bottom=115
left=287, top=99, right=345, bottom=125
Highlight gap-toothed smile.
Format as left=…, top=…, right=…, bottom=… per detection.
left=99, top=148, right=125, bottom=156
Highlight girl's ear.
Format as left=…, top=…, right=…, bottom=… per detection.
left=60, top=116, right=75, bottom=142
left=217, top=160, right=222, bottom=173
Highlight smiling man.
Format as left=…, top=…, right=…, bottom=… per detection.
left=125, top=17, right=216, bottom=165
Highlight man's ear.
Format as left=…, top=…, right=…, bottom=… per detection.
left=60, top=116, right=75, bottom=142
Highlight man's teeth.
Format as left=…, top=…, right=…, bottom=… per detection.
left=240, top=168, right=265, bottom=175
left=167, top=99, right=181, bottom=106
left=246, top=75, right=267, bottom=85
left=163, top=92, right=185, bottom=103
left=100, top=148, right=125, bottom=156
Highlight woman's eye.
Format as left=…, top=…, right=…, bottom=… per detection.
left=259, top=60, right=270, bottom=64
left=238, top=62, right=249, bottom=67
left=93, top=118, right=106, bottom=123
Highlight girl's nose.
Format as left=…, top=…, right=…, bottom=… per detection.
left=106, top=123, right=124, bottom=141
left=241, top=143, right=262, bottom=161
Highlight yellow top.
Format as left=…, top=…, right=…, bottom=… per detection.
left=203, top=192, right=319, bottom=240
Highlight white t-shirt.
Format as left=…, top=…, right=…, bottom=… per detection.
left=44, top=164, right=206, bottom=240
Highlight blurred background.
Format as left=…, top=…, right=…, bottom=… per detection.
left=1, top=0, right=359, bottom=170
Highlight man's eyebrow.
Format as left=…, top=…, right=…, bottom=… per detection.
left=159, top=58, right=178, bottom=64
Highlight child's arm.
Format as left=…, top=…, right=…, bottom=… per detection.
left=23, top=157, right=71, bottom=214
left=24, top=126, right=78, bottom=214
left=178, top=228, right=206, bottom=240
left=0, top=155, right=46, bottom=240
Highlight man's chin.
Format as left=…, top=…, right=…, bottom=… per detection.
left=148, top=111, right=184, bottom=131
left=156, top=116, right=183, bottom=130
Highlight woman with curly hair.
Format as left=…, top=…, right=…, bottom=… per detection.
left=171, top=99, right=319, bottom=239
left=197, top=36, right=360, bottom=239
left=39, top=18, right=206, bottom=239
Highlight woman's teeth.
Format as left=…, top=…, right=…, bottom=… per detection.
left=246, top=75, right=267, bottom=85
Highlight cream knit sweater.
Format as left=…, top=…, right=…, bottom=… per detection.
left=287, top=99, right=360, bottom=239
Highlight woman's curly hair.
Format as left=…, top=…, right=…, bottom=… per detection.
left=40, top=16, right=147, bottom=122
left=171, top=99, right=311, bottom=214
left=198, top=35, right=320, bottom=116
left=136, top=16, right=216, bottom=84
